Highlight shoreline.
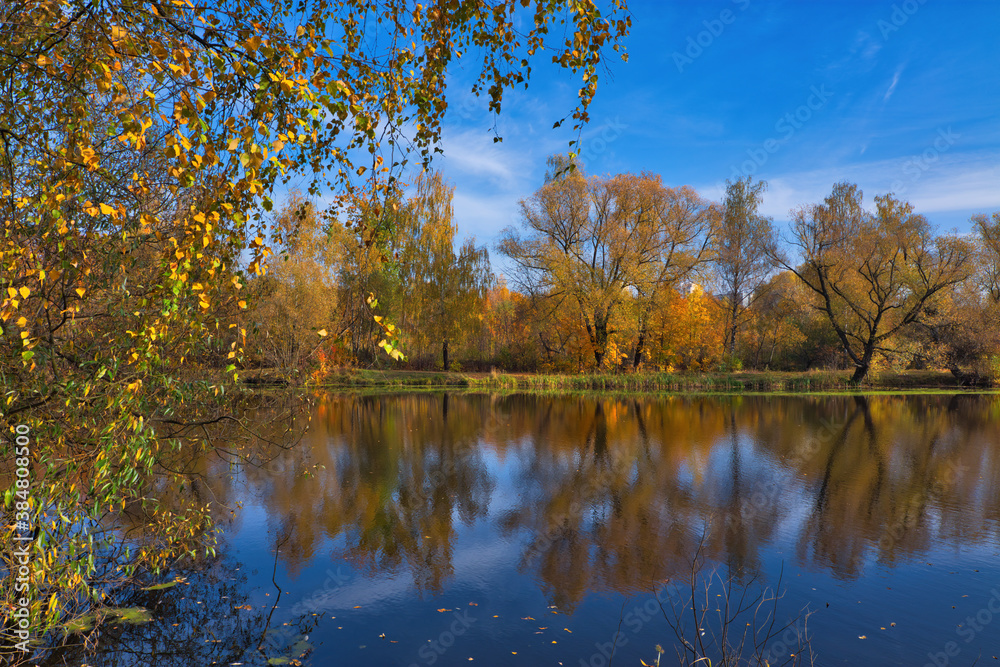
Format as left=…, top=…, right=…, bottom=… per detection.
left=243, top=368, right=998, bottom=394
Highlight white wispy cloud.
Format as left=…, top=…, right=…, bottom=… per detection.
left=883, top=64, right=905, bottom=103
left=439, top=127, right=525, bottom=188
left=724, top=151, right=1000, bottom=225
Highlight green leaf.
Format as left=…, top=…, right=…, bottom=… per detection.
left=106, top=607, right=153, bottom=624
left=141, top=580, right=179, bottom=591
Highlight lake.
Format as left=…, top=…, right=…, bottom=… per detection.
left=56, top=392, right=1000, bottom=666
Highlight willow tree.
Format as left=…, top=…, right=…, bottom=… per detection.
left=397, top=171, right=491, bottom=370
left=712, top=176, right=777, bottom=360
left=0, top=0, right=630, bottom=652
left=780, top=183, right=971, bottom=383
left=252, top=194, right=342, bottom=370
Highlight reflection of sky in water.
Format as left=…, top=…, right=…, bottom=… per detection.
left=62, top=393, right=1000, bottom=667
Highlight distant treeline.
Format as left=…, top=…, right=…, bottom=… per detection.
left=250, top=156, right=1000, bottom=385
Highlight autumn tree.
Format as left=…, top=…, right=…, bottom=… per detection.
left=396, top=171, right=492, bottom=370
left=973, top=211, right=1000, bottom=303
left=329, top=190, right=410, bottom=363
left=0, top=0, right=630, bottom=649
left=630, top=185, right=716, bottom=368
left=472, top=278, right=537, bottom=370
left=500, top=160, right=712, bottom=368
left=909, top=212, right=1000, bottom=383
left=740, top=270, right=841, bottom=370
left=779, top=183, right=972, bottom=382
left=711, top=176, right=777, bottom=360
left=644, top=285, right=725, bottom=371
left=251, top=194, right=344, bottom=371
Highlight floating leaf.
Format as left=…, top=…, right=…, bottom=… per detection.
left=142, top=580, right=179, bottom=591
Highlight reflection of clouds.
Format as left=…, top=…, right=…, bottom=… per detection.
left=288, top=539, right=516, bottom=614
left=221, top=394, right=1000, bottom=604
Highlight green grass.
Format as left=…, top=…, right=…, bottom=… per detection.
left=304, top=368, right=995, bottom=394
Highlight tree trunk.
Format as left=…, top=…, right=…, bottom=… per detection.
left=850, top=363, right=869, bottom=383
left=442, top=338, right=449, bottom=371
left=593, top=317, right=608, bottom=367
left=727, top=297, right=739, bottom=358
left=584, top=311, right=609, bottom=367
left=632, top=326, right=646, bottom=370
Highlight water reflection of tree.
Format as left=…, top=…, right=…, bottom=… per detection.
left=494, top=396, right=778, bottom=610
left=215, top=392, right=1000, bottom=608
left=237, top=393, right=495, bottom=593
left=491, top=394, right=1000, bottom=607
left=111, top=391, right=314, bottom=556
left=795, top=395, right=1000, bottom=578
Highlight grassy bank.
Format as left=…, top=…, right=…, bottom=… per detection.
left=294, top=368, right=993, bottom=393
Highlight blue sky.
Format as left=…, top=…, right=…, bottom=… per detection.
left=424, top=0, right=1000, bottom=257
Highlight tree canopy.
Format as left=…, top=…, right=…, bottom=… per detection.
left=0, top=0, right=631, bottom=653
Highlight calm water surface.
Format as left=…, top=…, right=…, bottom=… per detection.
left=68, top=393, right=1000, bottom=666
